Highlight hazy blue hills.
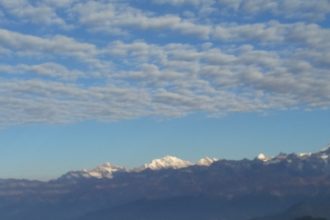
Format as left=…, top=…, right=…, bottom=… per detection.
left=253, top=197, right=330, bottom=220
left=0, top=147, right=330, bottom=220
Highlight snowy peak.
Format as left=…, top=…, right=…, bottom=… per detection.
left=87, top=162, right=125, bottom=179
left=297, top=152, right=312, bottom=158
left=256, top=153, right=271, bottom=162
left=196, top=157, right=218, bottom=166
left=60, top=146, right=330, bottom=181
left=313, top=146, right=330, bottom=161
left=61, top=162, right=125, bottom=180
left=143, top=155, right=192, bottom=170
left=257, top=146, right=330, bottom=164
left=320, top=145, right=330, bottom=154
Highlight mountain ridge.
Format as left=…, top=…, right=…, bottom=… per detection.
left=0, top=146, right=330, bottom=220
left=57, top=146, right=330, bottom=181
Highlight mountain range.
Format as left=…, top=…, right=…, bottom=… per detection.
left=1, top=147, right=330, bottom=220
left=60, top=155, right=218, bottom=180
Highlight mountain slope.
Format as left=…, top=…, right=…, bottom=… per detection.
left=254, top=197, right=330, bottom=220
left=79, top=195, right=295, bottom=220
left=0, top=147, right=330, bottom=220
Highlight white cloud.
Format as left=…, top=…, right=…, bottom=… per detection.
left=152, top=0, right=211, bottom=6
left=152, top=0, right=330, bottom=21
left=0, top=63, right=84, bottom=80
left=238, top=0, right=330, bottom=21
left=72, top=1, right=211, bottom=38
left=0, top=0, right=329, bottom=127
left=0, top=79, right=152, bottom=126
left=0, top=0, right=67, bottom=26
left=0, top=28, right=100, bottom=65
left=213, top=21, right=284, bottom=42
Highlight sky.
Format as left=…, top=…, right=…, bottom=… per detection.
left=0, top=0, right=329, bottom=180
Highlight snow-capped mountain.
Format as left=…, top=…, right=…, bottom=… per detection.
left=3, top=146, right=330, bottom=220
left=256, top=153, right=271, bottom=162
left=61, top=162, right=125, bottom=180
left=141, top=156, right=219, bottom=170
left=196, top=157, right=218, bottom=166
left=59, top=145, right=330, bottom=180
left=141, top=155, right=192, bottom=170
left=313, top=145, right=330, bottom=161
left=297, top=152, right=312, bottom=158
left=85, top=162, right=125, bottom=178
left=253, top=146, right=330, bottom=167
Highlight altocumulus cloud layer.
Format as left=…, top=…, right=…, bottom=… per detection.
left=0, top=0, right=329, bottom=126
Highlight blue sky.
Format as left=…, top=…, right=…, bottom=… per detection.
left=0, top=0, right=329, bottom=180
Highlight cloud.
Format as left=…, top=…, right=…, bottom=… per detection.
left=212, top=21, right=330, bottom=48
left=0, top=28, right=101, bottom=66
left=237, top=0, right=330, bottom=21
left=151, top=0, right=210, bottom=6
left=0, top=0, right=67, bottom=26
left=0, top=0, right=329, bottom=127
left=72, top=1, right=211, bottom=38
left=152, top=0, right=330, bottom=21
left=0, top=79, right=152, bottom=127
left=0, top=63, right=84, bottom=80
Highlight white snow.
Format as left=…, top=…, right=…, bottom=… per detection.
left=257, top=153, right=270, bottom=162
left=62, top=149, right=330, bottom=180
left=142, top=155, right=192, bottom=170
left=64, top=162, right=125, bottom=179
left=196, top=157, right=218, bottom=166
left=298, top=152, right=312, bottom=158
left=86, top=162, right=125, bottom=178
left=320, top=154, right=329, bottom=160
